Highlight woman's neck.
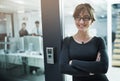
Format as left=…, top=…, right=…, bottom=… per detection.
left=77, top=31, right=89, bottom=39
left=73, top=31, right=92, bottom=44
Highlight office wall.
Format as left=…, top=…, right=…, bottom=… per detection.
left=0, top=22, right=6, bottom=33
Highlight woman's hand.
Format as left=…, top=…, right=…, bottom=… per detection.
left=89, top=52, right=101, bottom=76
left=69, top=60, right=72, bottom=65
left=96, top=52, right=101, bottom=61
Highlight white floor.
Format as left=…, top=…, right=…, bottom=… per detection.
left=65, top=67, right=120, bottom=81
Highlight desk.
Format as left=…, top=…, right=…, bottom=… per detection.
left=0, top=52, right=44, bottom=74
left=0, top=53, right=43, bottom=59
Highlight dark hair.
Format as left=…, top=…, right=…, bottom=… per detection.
left=35, top=21, right=39, bottom=24
left=73, top=3, right=95, bottom=22
left=22, top=22, right=26, bottom=26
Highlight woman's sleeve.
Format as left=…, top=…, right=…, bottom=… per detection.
left=71, top=37, right=109, bottom=74
left=26, top=30, right=29, bottom=34
left=59, top=37, right=89, bottom=76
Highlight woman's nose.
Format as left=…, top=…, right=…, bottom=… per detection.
left=79, top=19, right=84, bottom=24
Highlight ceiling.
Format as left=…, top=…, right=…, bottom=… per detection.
left=0, top=0, right=118, bottom=21
left=0, top=0, right=41, bottom=22
left=0, top=0, right=107, bottom=14
left=0, top=0, right=41, bottom=13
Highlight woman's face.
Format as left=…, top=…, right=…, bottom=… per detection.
left=75, top=10, right=92, bottom=32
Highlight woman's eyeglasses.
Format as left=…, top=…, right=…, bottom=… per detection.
left=76, top=16, right=92, bottom=21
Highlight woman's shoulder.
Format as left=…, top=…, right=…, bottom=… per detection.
left=63, top=36, right=72, bottom=41
left=94, top=36, right=106, bottom=45
left=94, top=36, right=105, bottom=41
left=62, top=36, right=72, bottom=44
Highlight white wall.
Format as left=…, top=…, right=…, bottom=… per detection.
left=0, top=21, right=6, bottom=33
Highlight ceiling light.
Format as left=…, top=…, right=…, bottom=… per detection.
left=17, top=10, right=25, bottom=13
left=10, top=0, right=25, bottom=4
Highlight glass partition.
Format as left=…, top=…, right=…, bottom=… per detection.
left=111, top=3, right=120, bottom=81
left=112, top=3, right=120, bottom=66
left=61, top=0, right=107, bottom=81
left=61, top=0, right=120, bottom=81
left=0, top=0, right=45, bottom=81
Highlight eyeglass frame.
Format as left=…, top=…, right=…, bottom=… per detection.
left=75, top=16, right=92, bottom=22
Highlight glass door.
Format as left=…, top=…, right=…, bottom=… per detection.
left=0, top=0, right=45, bottom=81
left=111, top=3, right=120, bottom=81
left=60, top=0, right=107, bottom=81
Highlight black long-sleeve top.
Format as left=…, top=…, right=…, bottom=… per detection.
left=19, top=29, right=28, bottom=37
left=59, top=36, right=109, bottom=81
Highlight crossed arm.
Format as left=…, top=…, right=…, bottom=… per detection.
left=59, top=38, right=108, bottom=76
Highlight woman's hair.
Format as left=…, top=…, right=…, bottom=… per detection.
left=35, top=21, right=39, bottom=24
left=22, top=22, right=26, bottom=26
left=73, top=3, right=95, bottom=22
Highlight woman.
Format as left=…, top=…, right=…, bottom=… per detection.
left=59, top=3, right=109, bottom=81
left=19, top=22, right=28, bottom=37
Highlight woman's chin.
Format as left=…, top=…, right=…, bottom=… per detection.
left=78, top=28, right=88, bottom=32
left=78, top=28, right=84, bottom=31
